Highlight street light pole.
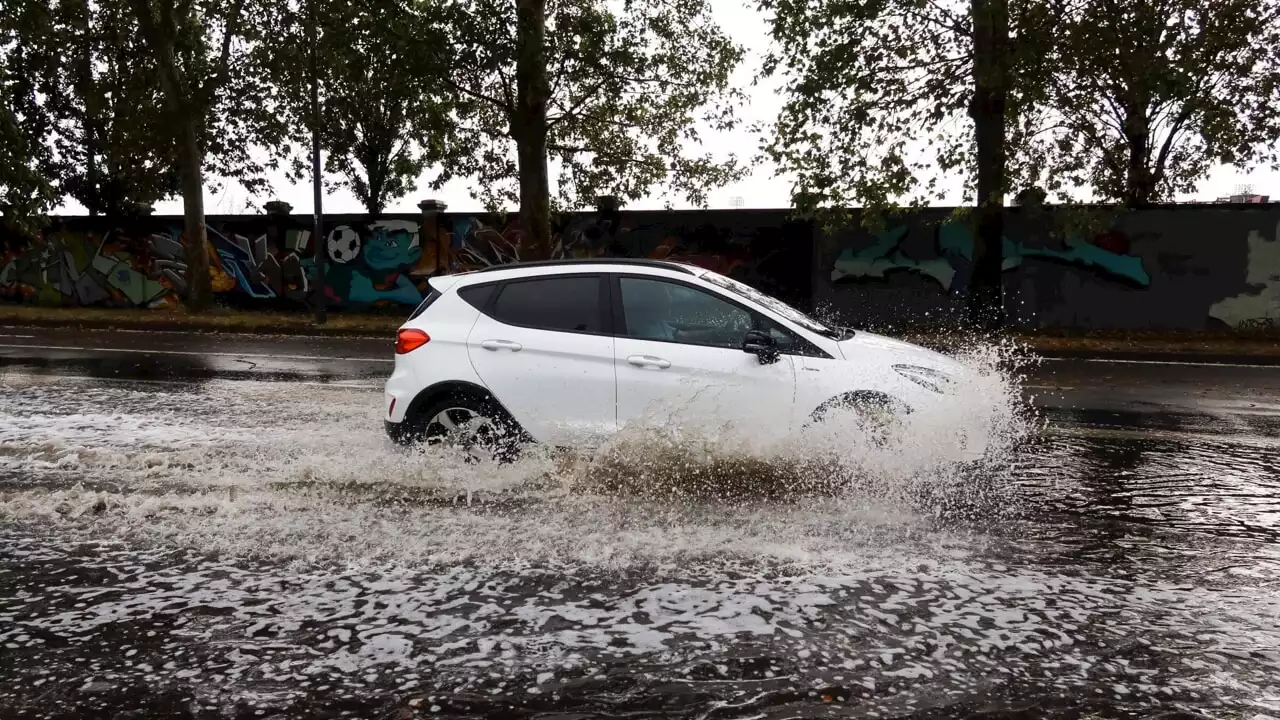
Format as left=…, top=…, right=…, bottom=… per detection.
left=309, top=0, right=326, bottom=324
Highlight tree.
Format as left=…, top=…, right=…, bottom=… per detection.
left=267, top=0, right=463, bottom=217
left=130, top=0, right=283, bottom=311
left=443, top=0, right=746, bottom=260
left=0, top=0, right=59, bottom=235
left=758, top=0, right=1053, bottom=331
left=970, top=0, right=1010, bottom=331
left=41, top=0, right=178, bottom=218
left=1033, top=0, right=1280, bottom=207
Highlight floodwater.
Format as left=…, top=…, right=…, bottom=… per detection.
left=2, top=348, right=1279, bottom=719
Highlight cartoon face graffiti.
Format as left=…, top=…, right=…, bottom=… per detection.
left=362, top=225, right=422, bottom=271
left=325, top=221, right=427, bottom=307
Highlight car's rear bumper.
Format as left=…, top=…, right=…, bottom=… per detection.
left=384, top=360, right=419, bottom=423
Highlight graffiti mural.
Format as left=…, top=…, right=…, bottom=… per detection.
left=817, top=206, right=1280, bottom=330
left=1209, top=221, right=1280, bottom=328
left=830, top=221, right=1152, bottom=290
left=5, top=206, right=1279, bottom=330
left=1, top=210, right=812, bottom=312
left=0, top=227, right=182, bottom=308
left=428, top=210, right=812, bottom=309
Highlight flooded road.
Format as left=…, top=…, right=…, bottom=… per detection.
left=1, top=333, right=1279, bottom=719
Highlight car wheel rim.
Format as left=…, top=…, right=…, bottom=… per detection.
left=426, top=407, right=501, bottom=462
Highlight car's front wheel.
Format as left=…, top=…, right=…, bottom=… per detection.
left=807, top=392, right=908, bottom=446
left=389, top=392, right=524, bottom=463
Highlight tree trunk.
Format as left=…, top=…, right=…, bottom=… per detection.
left=78, top=0, right=98, bottom=216
left=1124, top=100, right=1152, bottom=208
left=177, top=116, right=212, bottom=311
left=130, top=0, right=213, bottom=312
left=969, top=0, right=1008, bottom=334
left=515, top=0, right=551, bottom=261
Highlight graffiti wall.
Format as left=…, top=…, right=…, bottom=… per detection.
left=435, top=209, right=814, bottom=309
left=3, top=204, right=1278, bottom=329
left=817, top=206, right=1280, bottom=330
left=0, top=209, right=814, bottom=313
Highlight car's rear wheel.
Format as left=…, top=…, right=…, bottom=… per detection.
left=392, top=393, right=524, bottom=463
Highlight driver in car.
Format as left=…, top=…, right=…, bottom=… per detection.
left=625, top=280, right=678, bottom=342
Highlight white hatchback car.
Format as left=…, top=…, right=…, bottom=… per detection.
left=384, top=259, right=984, bottom=461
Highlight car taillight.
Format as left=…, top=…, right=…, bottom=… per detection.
left=396, top=329, right=430, bottom=354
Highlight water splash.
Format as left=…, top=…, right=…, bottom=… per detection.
left=0, top=337, right=1037, bottom=569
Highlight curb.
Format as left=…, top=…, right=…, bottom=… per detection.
left=1030, top=349, right=1280, bottom=367
left=0, top=317, right=395, bottom=338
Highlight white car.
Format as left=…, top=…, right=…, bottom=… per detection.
left=384, top=259, right=985, bottom=462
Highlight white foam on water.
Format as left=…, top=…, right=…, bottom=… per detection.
left=0, top=340, right=1038, bottom=569
left=6, top=340, right=1280, bottom=716
left=3, top=532, right=1278, bottom=715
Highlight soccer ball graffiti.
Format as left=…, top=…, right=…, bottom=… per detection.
left=327, top=226, right=362, bottom=264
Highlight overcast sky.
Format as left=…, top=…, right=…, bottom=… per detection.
left=55, top=3, right=1279, bottom=217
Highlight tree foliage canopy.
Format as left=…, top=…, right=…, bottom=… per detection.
left=760, top=0, right=1280, bottom=215
left=267, top=0, right=464, bottom=216
left=44, top=0, right=177, bottom=215
left=758, top=0, right=1054, bottom=221
left=129, top=0, right=286, bottom=197
left=1030, top=0, right=1280, bottom=207
left=443, top=0, right=748, bottom=212
left=0, top=0, right=59, bottom=230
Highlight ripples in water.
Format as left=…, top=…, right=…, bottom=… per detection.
left=2, top=374, right=1280, bottom=718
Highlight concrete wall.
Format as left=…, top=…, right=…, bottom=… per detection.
left=3, top=204, right=1278, bottom=330
left=0, top=208, right=813, bottom=313
left=817, top=205, right=1280, bottom=330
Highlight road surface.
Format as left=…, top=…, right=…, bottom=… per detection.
left=1, top=326, right=1278, bottom=719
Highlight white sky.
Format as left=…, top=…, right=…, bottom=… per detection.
left=54, top=2, right=1280, bottom=217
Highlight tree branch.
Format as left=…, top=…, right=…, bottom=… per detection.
left=547, top=75, right=611, bottom=127
left=209, top=0, right=246, bottom=94
left=1152, top=104, right=1195, bottom=180
left=442, top=75, right=509, bottom=112
left=130, top=0, right=188, bottom=113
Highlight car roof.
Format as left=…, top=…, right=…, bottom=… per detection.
left=467, top=258, right=699, bottom=276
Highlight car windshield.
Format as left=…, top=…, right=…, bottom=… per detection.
left=698, top=270, right=849, bottom=340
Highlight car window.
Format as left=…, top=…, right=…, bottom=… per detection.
left=491, top=276, right=602, bottom=333
left=700, top=269, right=844, bottom=340
left=407, top=288, right=442, bottom=320
left=457, top=283, right=496, bottom=311
left=619, top=276, right=752, bottom=349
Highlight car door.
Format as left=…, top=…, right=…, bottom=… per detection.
left=611, top=273, right=797, bottom=437
left=466, top=273, right=616, bottom=446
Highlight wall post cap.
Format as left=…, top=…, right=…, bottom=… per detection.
left=264, top=200, right=293, bottom=216
left=418, top=199, right=448, bottom=212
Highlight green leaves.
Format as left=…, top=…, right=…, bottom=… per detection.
left=41, top=0, right=178, bottom=216
left=1033, top=0, right=1280, bottom=206
left=762, top=0, right=1280, bottom=214
left=758, top=0, right=980, bottom=222
left=264, top=0, right=463, bottom=216
left=443, top=0, right=747, bottom=212
left=1, top=0, right=61, bottom=230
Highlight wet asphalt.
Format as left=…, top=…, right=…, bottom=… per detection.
left=3, top=324, right=1280, bottom=415
left=1, top=325, right=1279, bottom=720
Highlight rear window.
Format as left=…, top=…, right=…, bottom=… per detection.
left=457, top=283, right=496, bottom=311
left=407, top=288, right=441, bottom=320
left=490, top=275, right=603, bottom=334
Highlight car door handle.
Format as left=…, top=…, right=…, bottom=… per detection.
left=481, top=339, right=523, bottom=352
left=627, top=354, right=671, bottom=369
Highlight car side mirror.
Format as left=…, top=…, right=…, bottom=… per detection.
left=742, top=329, right=780, bottom=364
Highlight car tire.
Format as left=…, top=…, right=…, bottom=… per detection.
left=393, top=391, right=525, bottom=464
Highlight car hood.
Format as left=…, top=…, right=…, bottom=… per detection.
left=836, top=331, right=966, bottom=374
